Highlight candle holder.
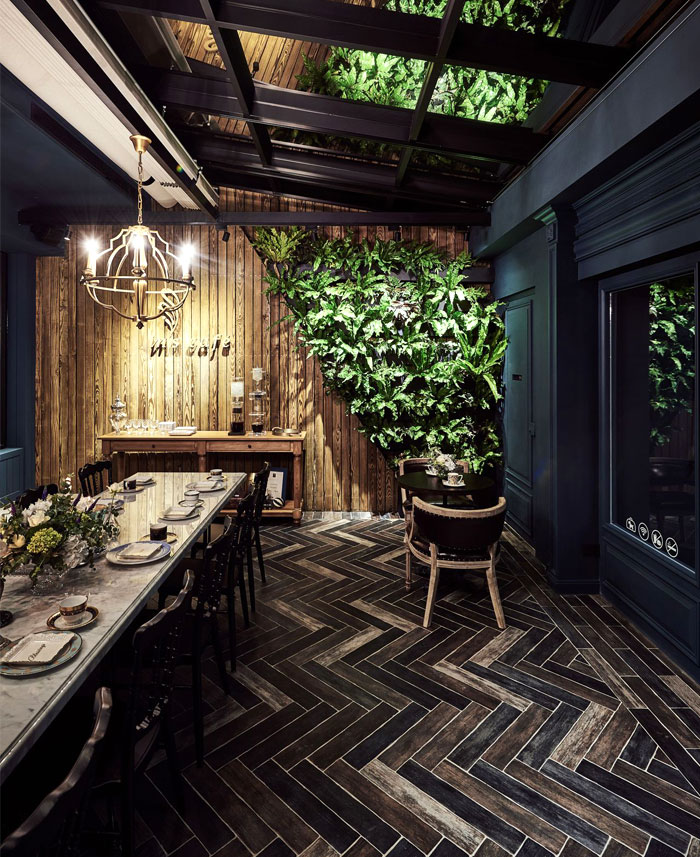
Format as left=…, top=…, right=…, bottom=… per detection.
left=248, top=367, right=267, bottom=435
left=229, top=376, right=245, bottom=435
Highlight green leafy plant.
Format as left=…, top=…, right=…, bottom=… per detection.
left=649, top=280, right=695, bottom=449
left=297, top=0, right=572, bottom=124
left=254, top=230, right=507, bottom=472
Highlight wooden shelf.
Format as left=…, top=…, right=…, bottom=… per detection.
left=221, top=499, right=299, bottom=519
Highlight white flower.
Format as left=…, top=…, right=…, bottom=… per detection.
left=0, top=508, right=12, bottom=524
left=61, top=535, right=89, bottom=569
left=29, top=499, right=51, bottom=514
left=76, top=496, right=94, bottom=512
left=108, top=483, right=121, bottom=494
left=26, top=510, right=49, bottom=528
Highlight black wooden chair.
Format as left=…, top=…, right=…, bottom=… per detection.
left=17, top=484, right=59, bottom=510
left=406, top=496, right=507, bottom=629
left=159, top=518, right=237, bottom=765
left=78, top=460, right=113, bottom=497
left=248, top=461, right=270, bottom=588
left=228, top=491, right=255, bottom=635
left=0, top=687, right=112, bottom=857
left=96, top=571, right=194, bottom=857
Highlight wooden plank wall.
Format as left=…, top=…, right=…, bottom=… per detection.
left=34, top=191, right=469, bottom=512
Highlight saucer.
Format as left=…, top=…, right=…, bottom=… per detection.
left=442, top=478, right=465, bottom=487
left=139, top=532, right=178, bottom=544
left=47, top=606, right=99, bottom=631
left=117, top=486, right=145, bottom=495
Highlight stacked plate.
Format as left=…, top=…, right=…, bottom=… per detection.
left=186, top=480, right=225, bottom=493
left=106, top=541, right=172, bottom=566
left=160, top=505, right=201, bottom=523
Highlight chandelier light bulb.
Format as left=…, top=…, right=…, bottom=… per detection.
left=179, top=244, right=195, bottom=280
left=84, top=238, right=100, bottom=275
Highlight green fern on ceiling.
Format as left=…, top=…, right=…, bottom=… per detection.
left=296, top=0, right=572, bottom=124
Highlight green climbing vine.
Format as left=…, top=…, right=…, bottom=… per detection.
left=252, top=228, right=507, bottom=472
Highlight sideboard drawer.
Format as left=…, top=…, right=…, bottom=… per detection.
left=207, top=440, right=297, bottom=453
left=107, top=441, right=200, bottom=453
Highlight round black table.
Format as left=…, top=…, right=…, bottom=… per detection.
left=398, top=470, right=495, bottom=506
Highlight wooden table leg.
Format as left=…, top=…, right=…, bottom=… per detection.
left=292, top=449, right=303, bottom=525
left=197, top=442, right=207, bottom=473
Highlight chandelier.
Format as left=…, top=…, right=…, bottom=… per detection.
left=80, top=134, right=196, bottom=330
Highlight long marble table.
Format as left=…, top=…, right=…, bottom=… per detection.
left=0, top=470, right=246, bottom=778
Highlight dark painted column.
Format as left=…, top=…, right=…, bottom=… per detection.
left=538, top=205, right=599, bottom=591
left=6, top=253, right=36, bottom=490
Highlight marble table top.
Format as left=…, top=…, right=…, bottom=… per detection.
left=0, top=470, right=246, bottom=777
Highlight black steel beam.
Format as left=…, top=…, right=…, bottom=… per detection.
left=176, top=128, right=498, bottom=207
left=144, top=64, right=545, bottom=164
left=196, top=0, right=273, bottom=167
left=19, top=206, right=490, bottom=226
left=93, top=0, right=631, bottom=87
left=395, top=0, right=465, bottom=186
left=18, top=205, right=493, bottom=226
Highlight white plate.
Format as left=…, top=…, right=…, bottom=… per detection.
left=186, top=481, right=224, bottom=493
left=160, top=510, right=201, bottom=523
left=106, top=541, right=171, bottom=566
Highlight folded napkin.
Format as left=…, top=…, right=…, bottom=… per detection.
left=120, top=542, right=162, bottom=560
left=1, top=632, right=75, bottom=666
left=194, top=480, right=220, bottom=490
left=134, top=474, right=154, bottom=484
left=161, top=506, right=195, bottom=519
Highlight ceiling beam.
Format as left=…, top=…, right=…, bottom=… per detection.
left=196, top=0, right=272, bottom=167
left=19, top=206, right=490, bottom=226
left=395, top=0, right=465, bottom=187
left=92, top=0, right=632, bottom=87
left=144, top=64, right=546, bottom=164
left=176, top=128, right=498, bottom=208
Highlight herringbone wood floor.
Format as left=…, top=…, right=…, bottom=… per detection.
left=134, top=519, right=700, bottom=857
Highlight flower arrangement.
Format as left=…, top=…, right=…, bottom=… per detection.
left=0, top=478, right=121, bottom=584
left=427, top=449, right=461, bottom=479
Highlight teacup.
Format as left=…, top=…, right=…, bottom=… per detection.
left=184, top=489, right=200, bottom=501
left=210, top=468, right=223, bottom=478
left=123, top=478, right=137, bottom=490
left=446, top=471, right=464, bottom=486
left=59, top=594, right=88, bottom=626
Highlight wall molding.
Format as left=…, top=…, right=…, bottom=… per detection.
left=574, top=123, right=700, bottom=277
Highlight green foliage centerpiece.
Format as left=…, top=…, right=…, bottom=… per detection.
left=253, top=229, right=507, bottom=472
left=0, top=478, right=121, bottom=588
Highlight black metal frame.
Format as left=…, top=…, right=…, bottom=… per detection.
left=598, top=251, right=700, bottom=586
left=17, top=0, right=633, bottom=214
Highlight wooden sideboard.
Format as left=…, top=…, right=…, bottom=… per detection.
left=99, top=431, right=306, bottom=524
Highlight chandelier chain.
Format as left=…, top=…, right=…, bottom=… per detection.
left=137, top=150, right=144, bottom=227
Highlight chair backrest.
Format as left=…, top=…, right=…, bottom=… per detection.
left=191, top=517, right=235, bottom=618
left=125, top=570, right=194, bottom=776
left=412, top=496, right=507, bottom=551
left=253, top=462, right=271, bottom=524
left=78, top=460, right=113, bottom=497
left=0, top=687, right=112, bottom=856
left=17, top=485, right=59, bottom=510
left=233, top=489, right=256, bottom=552
left=398, top=458, right=429, bottom=506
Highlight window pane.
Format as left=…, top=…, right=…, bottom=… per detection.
left=611, top=274, right=696, bottom=570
